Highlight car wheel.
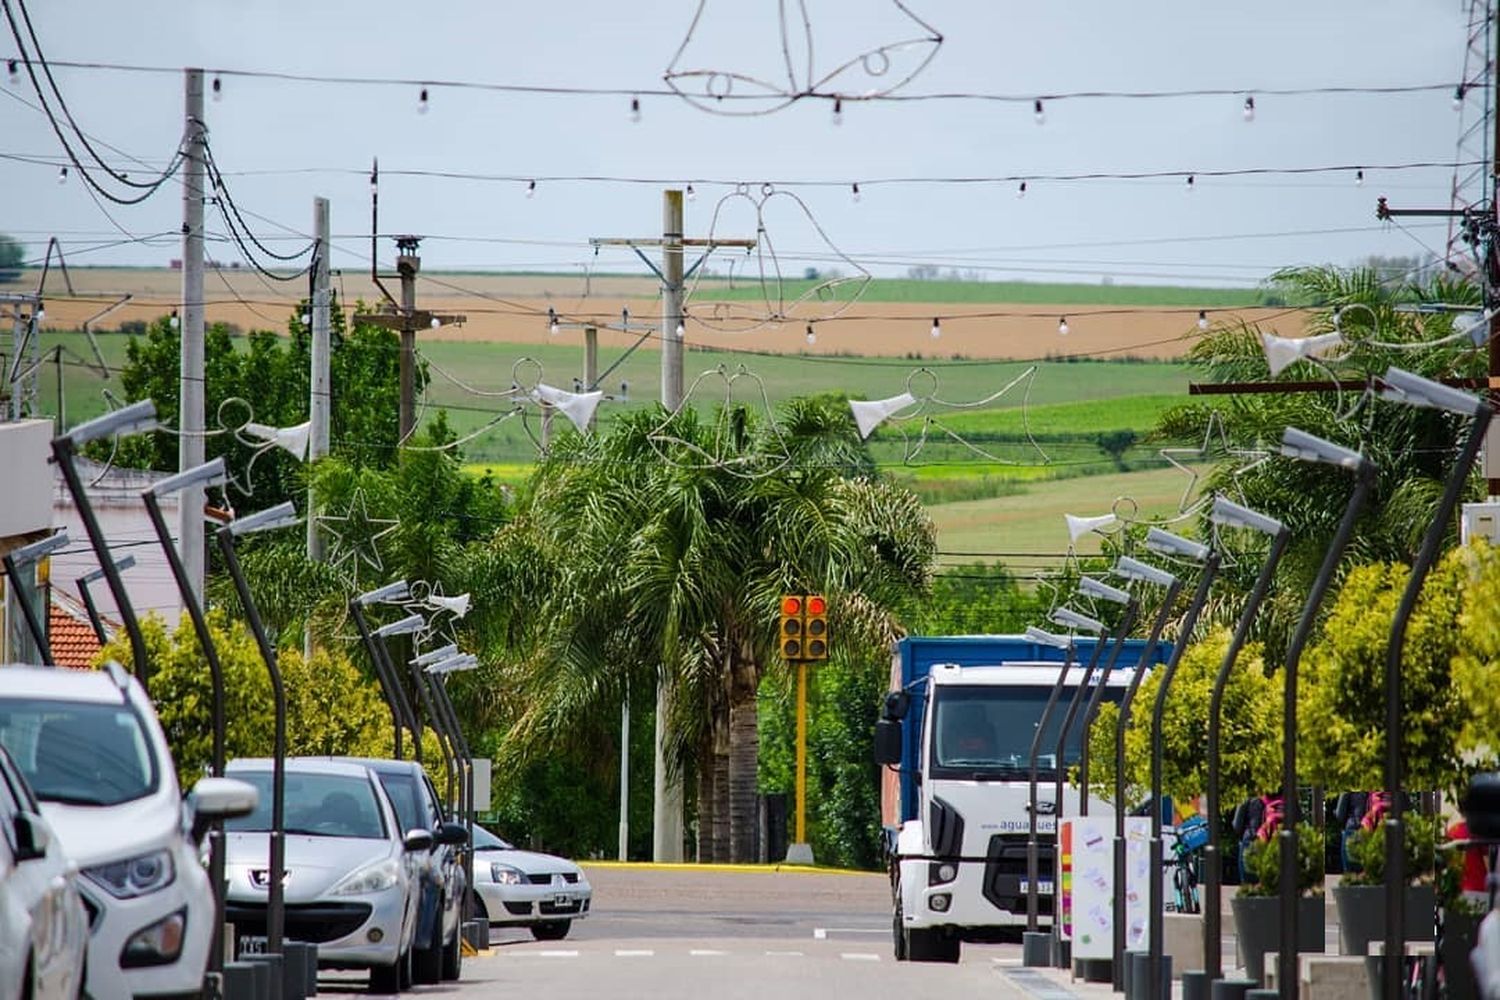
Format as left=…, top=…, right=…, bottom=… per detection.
left=529, top=920, right=572, bottom=941
left=892, top=903, right=907, bottom=961
left=368, top=960, right=401, bottom=994
left=398, top=947, right=414, bottom=990
left=441, top=917, right=463, bottom=980
left=413, top=901, right=444, bottom=986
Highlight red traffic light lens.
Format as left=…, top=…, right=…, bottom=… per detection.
left=807, top=595, right=826, bottom=615
left=781, top=596, right=803, bottom=616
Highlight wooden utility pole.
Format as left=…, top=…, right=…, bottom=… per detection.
left=308, top=197, right=330, bottom=561
left=179, top=68, right=207, bottom=600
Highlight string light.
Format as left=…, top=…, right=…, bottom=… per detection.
left=170, top=309, right=180, bottom=330
left=930, top=317, right=941, bottom=339
left=5, top=59, right=17, bottom=86
left=1058, top=316, right=1070, bottom=336
left=630, top=96, right=641, bottom=123
left=1242, top=95, right=1255, bottom=122
left=621, top=307, right=630, bottom=330
left=301, top=311, right=311, bottom=326
left=1185, top=174, right=1195, bottom=193
left=369, top=166, right=378, bottom=194
left=1454, top=84, right=1466, bottom=111
left=526, top=179, right=536, bottom=199
left=1197, top=310, right=1209, bottom=331
left=212, top=76, right=222, bottom=102
left=686, top=183, right=696, bottom=201
left=851, top=182, right=861, bottom=202
left=1033, top=98, right=1045, bottom=125
left=805, top=324, right=816, bottom=345
left=548, top=307, right=559, bottom=336
left=1017, top=180, right=1027, bottom=199
left=418, top=87, right=429, bottom=114
left=832, top=96, right=843, bottom=126
left=1355, top=168, right=1364, bottom=186
left=56, top=165, right=67, bottom=185
left=675, top=321, right=685, bottom=339
left=429, top=316, right=441, bottom=329
left=34, top=307, right=44, bottom=323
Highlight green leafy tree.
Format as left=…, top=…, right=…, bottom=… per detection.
left=0, top=233, right=23, bottom=279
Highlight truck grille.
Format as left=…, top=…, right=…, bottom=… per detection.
left=982, top=834, right=1054, bottom=916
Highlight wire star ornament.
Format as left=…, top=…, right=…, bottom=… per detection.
left=315, top=488, right=400, bottom=581
left=1158, top=410, right=1269, bottom=513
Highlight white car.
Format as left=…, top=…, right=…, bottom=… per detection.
left=0, top=743, right=88, bottom=1000
left=470, top=825, right=591, bottom=940
left=0, top=663, right=257, bottom=1000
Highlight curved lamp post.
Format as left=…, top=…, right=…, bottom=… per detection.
left=3, top=529, right=68, bottom=665
left=50, top=400, right=156, bottom=691
left=1372, top=368, right=1491, bottom=1000
left=413, top=644, right=461, bottom=805
left=373, top=613, right=427, bottom=765
left=349, top=581, right=419, bottom=758
left=1110, top=554, right=1182, bottom=991
left=1276, top=427, right=1378, bottom=998
left=216, top=500, right=300, bottom=961
left=1073, top=577, right=1137, bottom=817
left=76, top=555, right=135, bottom=645
left=1021, top=624, right=1076, bottom=938
left=1047, top=606, right=1110, bottom=834
left=1202, top=496, right=1291, bottom=984
left=1142, top=529, right=1219, bottom=1000
left=424, top=651, right=479, bottom=917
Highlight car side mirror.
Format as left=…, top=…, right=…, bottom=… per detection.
left=874, top=718, right=903, bottom=766
left=404, top=829, right=435, bottom=853
left=188, top=777, right=259, bottom=844
left=882, top=691, right=910, bottom=721
left=1464, top=771, right=1500, bottom=839
left=436, top=822, right=469, bottom=847
left=13, top=811, right=49, bottom=862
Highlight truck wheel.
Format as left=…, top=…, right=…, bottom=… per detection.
left=892, top=904, right=907, bottom=961
left=907, top=927, right=961, bottom=964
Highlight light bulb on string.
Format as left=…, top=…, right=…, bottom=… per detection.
left=1242, top=95, right=1255, bottom=122
left=6, top=59, right=17, bottom=86
left=1197, top=310, right=1209, bottom=332
left=526, top=179, right=536, bottom=199
left=832, top=96, right=843, bottom=126
left=1017, top=180, right=1027, bottom=199
left=1454, top=84, right=1466, bottom=111
left=212, top=76, right=222, bottom=102
left=621, top=307, right=629, bottom=330
left=1058, top=316, right=1069, bottom=336
left=418, top=87, right=429, bottom=114
left=1033, top=98, right=1045, bottom=125
left=369, top=167, right=378, bottom=195
left=686, top=183, right=696, bottom=202
left=301, top=311, right=311, bottom=326
left=630, top=96, right=641, bottom=123
left=1185, top=174, right=1195, bottom=193
left=34, top=307, right=45, bottom=323
left=429, top=316, right=440, bottom=329
left=805, top=324, right=816, bottom=346
left=548, top=307, right=559, bottom=336
left=56, top=165, right=68, bottom=185
left=675, top=321, right=685, bottom=339
left=930, top=317, right=941, bottom=340
left=170, top=309, right=180, bottom=330
left=1355, top=169, right=1364, bottom=186
left=851, top=182, right=861, bottom=203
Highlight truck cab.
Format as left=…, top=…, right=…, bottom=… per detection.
left=875, top=635, right=1168, bottom=963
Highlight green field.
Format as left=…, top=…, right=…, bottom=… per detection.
left=696, top=277, right=1271, bottom=307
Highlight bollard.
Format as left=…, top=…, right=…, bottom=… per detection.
left=223, top=960, right=266, bottom=1000
left=1076, top=956, right=1114, bottom=983
left=1209, top=978, right=1257, bottom=1000
left=1181, top=969, right=1209, bottom=1000
left=1023, top=931, right=1052, bottom=967
left=462, top=918, right=488, bottom=950
left=243, top=953, right=284, bottom=1000
left=1053, top=935, right=1071, bottom=969
left=1245, top=991, right=1278, bottom=1000
left=279, top=942, right=311, bottom=1000
left=304, top=943, right=319, bottom=996
left=1126, top=950, right=1146, bottom=999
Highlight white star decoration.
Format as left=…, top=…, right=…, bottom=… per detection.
left=316, top=488, right=400, bottom=578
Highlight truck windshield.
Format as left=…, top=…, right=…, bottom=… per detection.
left=930, top=683, right=1121, bottom=778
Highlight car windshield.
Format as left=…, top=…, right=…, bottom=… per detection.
left=0, top=697, right=158, bottom=806
left=472, top=825, right=512, bottom=850
left=227, top=771, right=387, bottom=839
left=930, top=682, right=1124, bottom=777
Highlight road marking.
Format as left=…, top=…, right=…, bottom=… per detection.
left=690, top=949, right=728, bottom=956
left=992, top=957, right=1023, bottom=965
left=537, top=950, right=578, bottom=958
left=813, top=928, right=827, bottom=939
left=615, top=949, right=655, bottom=957
left=813, top=927, right=886, bottom=938
left=1005, top=968, right=1077, bottom=999
left=765, top=950, right=804, bottom=956
left=840, top=952, right=881, bottom=962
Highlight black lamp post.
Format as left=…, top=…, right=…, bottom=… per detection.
left=1021, top=624, right=1077, bottom=938
left=373, top=613, right=427, bottom=765
left=425, top=652, right=479, bottom=916
left=412, top=643, right=461, bottom=805
left=1073, top=576, right=1137, bottom=818
left=76, top=555, right=135, bottom=645
left=1277, top=427, right=1378, bottom=998
left=216, top=500, right=301, bottom=960
left=1202, top=496, right=1291, bottom=984
left=3, top=529, right=68, bottom=665
left=1142, top=529, right=1219, bottom=1000
left=1110, top=554, right=1182, bottom=992
left=350, top=581, right=419, bottom=758
left=143, top=456, right=234, bottom=975
left=1371, top=368, right=1492, bottom=1000
left=50, top=400, right=155, bottom=691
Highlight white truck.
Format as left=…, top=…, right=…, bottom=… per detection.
left=874, top=636, right=1161, bottom=962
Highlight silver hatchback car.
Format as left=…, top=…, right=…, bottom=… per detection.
left=223, top=758, right=431, bottom=993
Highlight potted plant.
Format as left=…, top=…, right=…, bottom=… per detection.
left=1229, top=821, right=1326, bottom=984
left=1332, top=812, right=1438, bottom=958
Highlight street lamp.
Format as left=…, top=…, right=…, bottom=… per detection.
left=215, top=500, right=300, bottom=965
left=2, top=528, right=68, bottom=665
left=1072, top=577, right=1138, bottom=818
left=1021, top=625, right=1076, bottom=944
left=1110, top=554, right=1183, bottom=992
left=1372, top=367, right=1490, bottom=1000
left=374, top=614, right=427, bottom=763
left=1277, top=427, right=1377, bottom=999
left=349, top=582, right=420, bottom=759
left=142, top=457, right=234, bottom=977
left=76, top=555, right=134, bottom=644
left=422, top=651, right=479, bottom=919
left=413, top=645, right=461, bottom=804
left=51, top=400, right=157, bottom=691
left=1202, top=496, right=1291, bottom=984
left=1142, top=530, right=1220, bottom=1000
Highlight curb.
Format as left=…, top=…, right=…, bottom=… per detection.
left=580, top=861, right=877, bottom=877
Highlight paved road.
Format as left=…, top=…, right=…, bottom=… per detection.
left=316, top=864, right=1058, bottom=999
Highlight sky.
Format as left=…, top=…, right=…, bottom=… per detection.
left=0, top=0, right=1479, bottom=288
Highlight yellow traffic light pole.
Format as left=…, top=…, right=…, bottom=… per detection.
left=780, top=594, right=826, bottom=864
left=796, top=659, right=808, bottom=847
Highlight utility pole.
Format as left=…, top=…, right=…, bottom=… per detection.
left=179, top=68, right=207, bottom=599
left=662, top=190, right=685, bottom=409
left=308, top=197, right=330, bottom=559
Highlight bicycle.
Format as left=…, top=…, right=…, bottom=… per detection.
left=1166, top=813, right=1211, bottom=914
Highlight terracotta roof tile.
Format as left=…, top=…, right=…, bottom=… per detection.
left=48, top=598, right=103, bottom=670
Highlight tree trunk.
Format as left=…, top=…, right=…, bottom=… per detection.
left=712, top=721, right=730, bottom=862
left=728, top=689, right=758, bottom=862
left=695, top=734, right=715, bottom=863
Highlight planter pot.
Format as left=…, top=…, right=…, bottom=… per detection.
left=1332, top=883, right=1435, bottom=957
left=1230, top=894, right=1326, bottom=985
left=1439, top=907, right=1483, bottom=1000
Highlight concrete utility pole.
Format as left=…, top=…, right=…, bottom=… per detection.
left=592, top=191, right=755, bottom=863
left=308, top=197, right=331, bottom=560
left=179, top=68, right=207, bottom=599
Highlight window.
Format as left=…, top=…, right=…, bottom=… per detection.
left=228, top=772, right=388, bottom=840
left=0, top=698, right=158, bottom=806
left=377, top=771, right=438, bottom=833
left=929, top=683, right=1125, bottom=779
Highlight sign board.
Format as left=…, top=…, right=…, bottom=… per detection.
left=469, top=757, right=491, bottom=813
left=0, top=420, right=53, bottom=539
left=1057, top=815, right=1152, bottom=959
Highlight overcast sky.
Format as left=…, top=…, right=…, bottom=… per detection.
left=0, top=0, right=1475, bottom=286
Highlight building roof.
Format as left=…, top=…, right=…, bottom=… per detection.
left=48, top=592, right=105, bottom=670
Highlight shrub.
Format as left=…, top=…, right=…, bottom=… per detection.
left=1238, top=822, right=1325, bottom=897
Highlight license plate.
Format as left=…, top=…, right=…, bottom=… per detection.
left=239, top=935, right=268, bottom=956
left=1019, top=880, right=1054, bottom=894
left=553, top=893, right=570, bottom=906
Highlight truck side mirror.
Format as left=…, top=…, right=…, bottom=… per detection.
left=882, top=691, right=910, bottom=721
left=874, top=719, right=903, bottom=765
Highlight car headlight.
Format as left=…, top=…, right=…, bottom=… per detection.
left=330, top=858, right=401, bottom=896
left=84, top=849, right=176, bottom=899
left=490, top=863, right=524, bottom=885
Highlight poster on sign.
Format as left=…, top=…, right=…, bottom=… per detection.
left=1056, top=815, right=1151, bottom=958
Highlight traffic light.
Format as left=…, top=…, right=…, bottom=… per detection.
left=780, top=595, right=804, bottom=660
left=805, top=594, right=828, bottom=660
